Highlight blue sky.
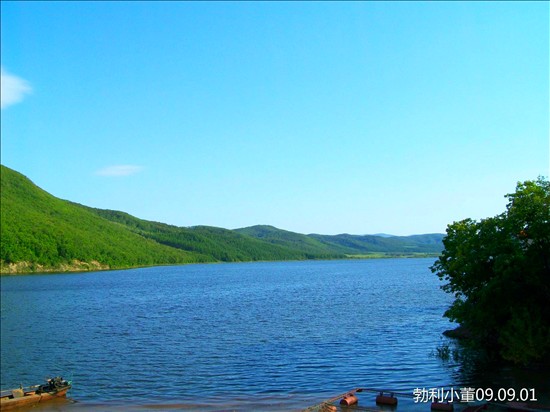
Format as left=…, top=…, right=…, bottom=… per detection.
left=1, top=2, right=548, bottom=235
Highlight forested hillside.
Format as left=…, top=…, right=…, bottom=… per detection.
left=0, top=166, right=340, bottom=273
left=0, top=165, right=207, bottom=272
left=236, top=225, right=444, bottom=256
left=1, top=165, right=443, bottom=274
left=80, top=208, right=340, bottom=262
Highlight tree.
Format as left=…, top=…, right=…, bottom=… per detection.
left=431, top=177, right=550, bottom=365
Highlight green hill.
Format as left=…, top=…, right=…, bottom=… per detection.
left=310, top=233, right=444, bottom=255
left=79, top=208, right=337, bottom=262
left=237, top=225, right=444, bottom=257
left=234, top=225, right=343, bottom=257
left=0, top=165, right=443, bottom=274
left=0, top=165, right=340, bottom=273
left=0, top=165, right=210, bottom=273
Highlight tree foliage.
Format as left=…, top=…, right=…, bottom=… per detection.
left=431, top=177, right=550, bottom=365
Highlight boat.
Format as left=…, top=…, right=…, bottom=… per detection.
left=0, top=376, right=71, bottom=411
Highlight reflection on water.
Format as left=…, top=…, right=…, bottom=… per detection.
left=1, top=259, right=548, bottom=410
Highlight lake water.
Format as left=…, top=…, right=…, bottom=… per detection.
left=1, top=259, right=548, bottom=411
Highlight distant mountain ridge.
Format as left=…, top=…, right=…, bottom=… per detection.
left=0, top=165, right=444, bottom=274
left=236, top=225, right=444, bottom=256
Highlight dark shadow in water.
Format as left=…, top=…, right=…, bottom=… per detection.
left=434, top=337, right=550, bottom=406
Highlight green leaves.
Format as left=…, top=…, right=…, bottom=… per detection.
left=431, top=177, right=550, bottom=365
left=499, top=307, right=550, bottom=365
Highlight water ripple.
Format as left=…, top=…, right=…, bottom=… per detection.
left=0, top=259, right=497, bottom=410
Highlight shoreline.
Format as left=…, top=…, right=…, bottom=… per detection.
left=0, top=254, right=440, bottom=276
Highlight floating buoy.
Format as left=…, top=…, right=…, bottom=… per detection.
left=376, top=392, right=398, bottom=406
left=431, top=401, right=454, bottom=411
left=339, top=393, right=358, bottom=406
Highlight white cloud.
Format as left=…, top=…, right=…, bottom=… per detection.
left=1, top=67, right=32, bottom=109
left=95, top=165, right=144, bottom=177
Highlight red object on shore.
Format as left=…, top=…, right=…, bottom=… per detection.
left=376, top=392, right=398, bottom=406
left=339, top=393, right=358, bottom=406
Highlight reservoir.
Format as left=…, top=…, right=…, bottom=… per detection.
left=1, top=258, right=547, bottom=410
